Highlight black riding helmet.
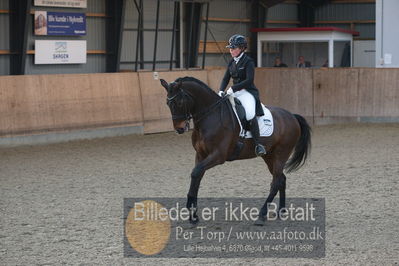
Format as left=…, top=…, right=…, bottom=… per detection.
left=226, top=34, right=247, bottom=49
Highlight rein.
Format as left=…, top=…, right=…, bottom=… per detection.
left=192, top=96, right=229, bottom=123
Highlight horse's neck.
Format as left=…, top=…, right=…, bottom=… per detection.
left=187, top=83, right=240, bottom=134
left=185, top=83, right=219, bottom=112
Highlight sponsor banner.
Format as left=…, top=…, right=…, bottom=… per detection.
left=35, top=11, right=86, bottom=36
left=124, top=197, right=326, bottom=258
left=34, top=0, right=87, bottom=8
left=35, top=40, right=87, bottom=64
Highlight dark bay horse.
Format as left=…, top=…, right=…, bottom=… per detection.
left=160, top=77, right=311, bottom=225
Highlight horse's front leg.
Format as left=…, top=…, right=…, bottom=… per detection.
left=187, top=151, right=224, bottom=224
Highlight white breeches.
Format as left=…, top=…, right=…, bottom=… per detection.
left=234, top=89, right=256, bottom=120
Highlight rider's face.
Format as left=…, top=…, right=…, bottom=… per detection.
left=230, top=48, right=242, bottom=58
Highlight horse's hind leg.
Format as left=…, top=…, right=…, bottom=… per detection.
left=278, top=173, right=287, bottom=215
left=263, top=157, right=287, bottom=211
left=255, top=154, right=288, bottom=226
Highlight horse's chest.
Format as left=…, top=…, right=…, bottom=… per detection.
left=193, top=139, right=205, bottom=153
left=192, top=133, right=208, bottom=155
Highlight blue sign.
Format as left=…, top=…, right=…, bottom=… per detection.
left=34, top=11, right=86, bottom=36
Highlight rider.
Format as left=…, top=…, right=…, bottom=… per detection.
left=219, top=34, right=267, bottom=156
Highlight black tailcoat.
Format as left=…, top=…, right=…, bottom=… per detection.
left=219, top=54, right=264, bottom=116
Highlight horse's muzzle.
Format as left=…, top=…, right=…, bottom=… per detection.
left=175, top=128, right=185, bottom=134
left=174, top=120, right=190, bottom=134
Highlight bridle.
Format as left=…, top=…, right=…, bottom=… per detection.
left=167, top=88, right=193, bottom=118
left=166, top=85, right=229, bottom=130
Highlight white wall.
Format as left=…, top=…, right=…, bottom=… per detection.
left=376, top=0, right=399, bottom=67
left=354, top=40, right=375, bottom=67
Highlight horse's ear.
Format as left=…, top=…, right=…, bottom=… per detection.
left=160, top=79, right=169, bottom=91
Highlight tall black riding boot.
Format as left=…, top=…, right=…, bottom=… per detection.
left=250, top=117, right=267, bottom=156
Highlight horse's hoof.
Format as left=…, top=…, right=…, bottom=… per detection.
left=254, top=216, right=265, bottom=226
left=189, top=217, right=199, bottom=225
left=278, top=208, right=287, bottom=220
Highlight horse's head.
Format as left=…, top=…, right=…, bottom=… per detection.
left=160, top=79, right=195, bottom=134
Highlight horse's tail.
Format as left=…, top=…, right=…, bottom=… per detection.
left=285, top=114, right=312, bottom=173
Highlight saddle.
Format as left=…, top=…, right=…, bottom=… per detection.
left=227, top=95, right=274, bottom=139
left=225, top=95, right=274, bottom=161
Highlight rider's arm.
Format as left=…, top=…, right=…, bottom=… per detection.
left=231, top=60, right=255, bottom=92
left=219, top=67, right=231, bottom=92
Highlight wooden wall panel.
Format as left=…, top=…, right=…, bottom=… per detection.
left=198, top=41, right=229, bottom=54
left=255, top=68, right=314, bottom=120
left=0, top=73, right=143, bottom=136
left=138, top=70, right=208, bottom=134
left=1, top=68, right=398, bottom=138
left=358, top=69, right=399, bottom=118
left=206, top=67, right=229, bottom=93
left=313, top=68, right=359, bottom=124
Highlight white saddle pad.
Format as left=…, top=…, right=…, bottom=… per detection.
left=243, top=104, right=274, bottom=138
